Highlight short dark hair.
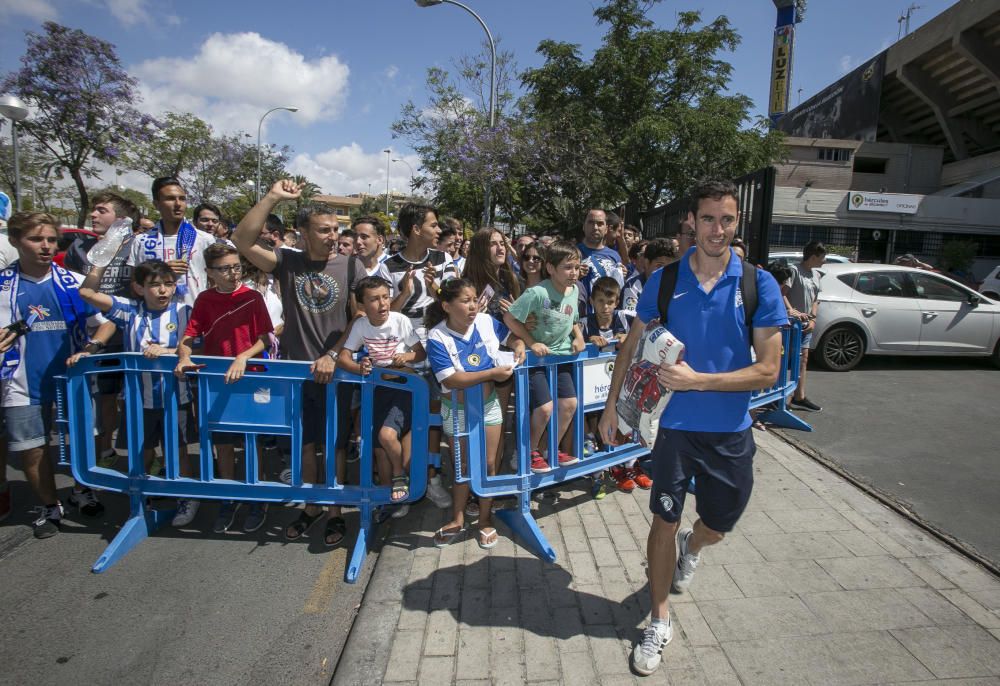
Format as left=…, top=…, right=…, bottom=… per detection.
left=803, top=240, right=827, bottom=260
left=7, top=211, right=58, bottom=240
left=132, top=259, right=176, bottom=286
left=591, top=276, right=621, bottom=300
left=354, top=275, right=391, bottom=300
left=543, top=240, right=581, bottom=270
left=643, top=238, right=676, bottom=262
left=91, top=192, right=140, bottom=226
left=339, top=228, right=355, bottom=241
left=151, top=176, right=184, bottom=202
left=193, top=202, right=222, bottom=220
left=295, top=203, right=339, bottom=232
left=265, top=213, right=285, bottom=234
left=605, top=211, right=622, bottom=227
left=688, top=179, right=740, bottom=216
left=628, top=240, right=648, bottom=260
left=438, top=225, right=458, bottom=242
left=766, top=261, right=794, bottom=285
left=352, top=215, right=386, bottom=237
left=397, top=203, right=437, bottom=239
left=203, top=242, right=238, bottom=267
left=624, top=224, right=640, bottom=236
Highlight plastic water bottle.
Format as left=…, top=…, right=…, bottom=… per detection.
left=87, top=217, right=133, bottom=268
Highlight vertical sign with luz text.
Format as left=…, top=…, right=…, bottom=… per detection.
left=769, top=24, right=794, bottom=123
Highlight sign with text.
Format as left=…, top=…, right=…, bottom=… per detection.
left=847, top=191, right=921, bottom=215
left=582, top=355, right=616, bottom=407
left=768, top=25, right=794, bottom=120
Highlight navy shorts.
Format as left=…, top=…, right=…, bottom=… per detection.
left=649, top=427, right=756, bottom=533
left=302, top=381, right=355, bottom=449
left=527, top=364, right=576, bottom=410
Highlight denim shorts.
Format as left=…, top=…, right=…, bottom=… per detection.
left=3, top=403, right=54, bottom=452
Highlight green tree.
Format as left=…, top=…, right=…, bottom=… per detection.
left=522, top=0, right=784, bottom=217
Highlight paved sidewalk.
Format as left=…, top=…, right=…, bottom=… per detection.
left=334, top=432, right=1000, bottom=685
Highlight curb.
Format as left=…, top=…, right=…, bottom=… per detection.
left=772, top=427, right=1000, bottom=578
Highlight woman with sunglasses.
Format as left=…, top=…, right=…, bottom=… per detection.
left=518, top=243, right=544, bottom=290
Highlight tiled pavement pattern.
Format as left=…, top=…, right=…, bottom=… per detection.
left=334, top=432, right=1000, bottom=685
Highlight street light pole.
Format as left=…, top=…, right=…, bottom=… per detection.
left=256, top=106, right=298, bottom=202
left=392, top=158, right=415, bottom=189
left=0, top=94, right=30, bottom=212
left=414, top=0, right=495, bottom=226
left=383, top=148, right=391, bottom=215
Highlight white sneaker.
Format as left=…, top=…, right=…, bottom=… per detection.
left=671, top=528, right=701, bottom=593
left=631, top=618, right=673, bottom=676
left=426, top=477, right=452, bottom=509
left=172, top=499, right=200, bottom=527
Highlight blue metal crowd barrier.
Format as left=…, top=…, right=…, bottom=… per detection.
left=450, top=320, right=810, bottom=563
left=63, top=354, right=430, bottom=582
left=749, top=321, right=813, bottom=431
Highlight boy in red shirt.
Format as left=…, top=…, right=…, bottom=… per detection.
left=175, top=243, right=273, bottom=533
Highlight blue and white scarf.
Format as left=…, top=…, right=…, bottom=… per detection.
left=0, top=262, right=89, bottom=380
left=142, top=219, right=198, bottom=298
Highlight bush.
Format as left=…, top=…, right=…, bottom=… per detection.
left=941, top=240, right=978, bottom=273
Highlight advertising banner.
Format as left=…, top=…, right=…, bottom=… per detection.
left=768, top=25, right=794, bottom=120
left=847, top=191, right=922, bottom=214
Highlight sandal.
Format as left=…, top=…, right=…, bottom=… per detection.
left=391, top=474, right=410, bottom=503
left=433, top=525, right=465, bottom=548
left=478, top=527, right=498, bottom=550
left=284, top=509, right=322, bottom=541
left=464, top=499, right=480, bottom=517
left=324, top=516, right=346, bottom=547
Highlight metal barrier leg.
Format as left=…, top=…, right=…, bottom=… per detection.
left=92, top=493, right=171, bottom=573
left=494, top=490, right=556, bottom=563
left=347, top=503, right=373, bottom=584
left=758, top=398, right=813, bottom=432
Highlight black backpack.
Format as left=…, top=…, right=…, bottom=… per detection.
left=656, top=259, right=758, bottom=343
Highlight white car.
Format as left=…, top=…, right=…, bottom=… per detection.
left=979, top=265, right=1000, bottom=300
left=769, top=252, right=851, bottom=268
left=810, top=263, right=1000, bottom=371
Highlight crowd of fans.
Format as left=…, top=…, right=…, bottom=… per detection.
left=0, top=176, right=821, bottom=547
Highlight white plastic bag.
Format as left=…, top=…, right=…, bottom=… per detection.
left=615, top=320, right=685, bottom=447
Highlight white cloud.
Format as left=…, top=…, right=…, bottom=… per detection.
left=384, top=65, right=399, bottom=79
left=0, top=0, right=57, bottom=22
left=131, top=32, right=349, bottom=135
left=288, top=143, right=419, bottom=197
left=838, top=55, right=852, bottom=74
left=106, top=0, right=150, bottom=26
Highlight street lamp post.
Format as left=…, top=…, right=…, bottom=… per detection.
left=414, top=0, right=495, bottom=226
left=392, top=158, right=415, bottom=190
left=0, top=94, right=30, bottom=212
left=256, top=106, right=298, bottom=202
left=383, top=148, right=391, bottom=215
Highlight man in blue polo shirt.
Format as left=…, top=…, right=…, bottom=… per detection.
left=599, top=180, right=787, bottom=677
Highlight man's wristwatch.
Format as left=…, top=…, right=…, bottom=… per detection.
left=326, top=350, right=338, bottom=362
left=88, top=340, right=106, bottom=352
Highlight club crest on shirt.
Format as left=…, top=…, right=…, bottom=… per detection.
left=166, top=322, right=176, bottom=332
left=467, top=353, right=481, bottom=366
left=295, top=271, right=341, bottom=314
left=28, top=305, right=51, bottom=320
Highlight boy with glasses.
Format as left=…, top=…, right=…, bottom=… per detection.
left=175, top=242, right=274, bottom=532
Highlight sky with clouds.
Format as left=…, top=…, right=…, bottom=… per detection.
left=0, top=0, right=958, bottom=199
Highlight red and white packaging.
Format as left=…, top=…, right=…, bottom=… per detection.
left=615, top=320, right=685, bottom=447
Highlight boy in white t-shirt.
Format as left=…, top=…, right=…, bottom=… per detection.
left=338, top=276, right=426, bottom=515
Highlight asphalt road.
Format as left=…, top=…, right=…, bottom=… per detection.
left=779, top=354, right=1000, bottom=567
left=0, top=463, right=377, bottom=686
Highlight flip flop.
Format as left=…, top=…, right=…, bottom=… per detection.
left=284, top=509, right=322, bottom=541
left=478, top=527, right=498, bottom=550
left=433, top=525, right=465, bottom=548
left=324, top=516, right=346, bottom=547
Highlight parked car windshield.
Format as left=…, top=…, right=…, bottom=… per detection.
left=854, top=271, right=913, bottom=298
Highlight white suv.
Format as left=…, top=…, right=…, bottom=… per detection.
left=979, top=265, right=1000, bottom=300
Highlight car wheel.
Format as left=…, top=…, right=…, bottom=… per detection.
left=817, top=326, right=865, bottom=371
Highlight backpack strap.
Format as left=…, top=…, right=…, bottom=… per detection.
left=655, top=261, right=681, bottom=327
left=657, top=257, right=759, bottom=346
left=741, top=260, right=758, bottom=332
